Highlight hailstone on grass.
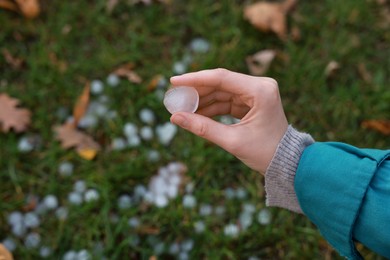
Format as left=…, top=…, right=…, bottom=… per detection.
left=58, top=161, right=74, bottom=177
left=84, top=189, right=99, bottom=202
left=189, top=38, right=210, bottom=53
left=182, top=194, right=196, bottom=208
left=139, top=108, right=155, bottom=124
left=163, top=86, right=199, bottom=114
left=23, top=212, right=40, bottom=228
left=194, top=220, right=206, bottom=233
left=68, top=192, right=83, bottom=205
left=2, top=238, right=16, bottom=251
left=156, top=122, right=177, bottom=145
left=224, top=223, right=239, bottom=238
left=118, top=194, right=132, bottom=209
left=39, top=246, right=52, bottom=258
left=74, top=180, right=86, bottom=193
left=127, top=135, right=141, bottom=147
left=106, top=74, right=120, bottom=87
left=18, top=137, right=34, bottom=152
left=43, top=195, right=58, bottom=209
left=239, top=211, right=253, bottom=230
left=8, top=211, right=23, bottom=226
left=172, top=61, right=187, bottom=75
left=128, top=217, right=141, bottom=228
left=147, top=149, right=160, bottom=162
left=111, top=137, right=127, bottom=150
left=55, top=207, right=68, bottom=220
left=258, top=208, right=272, bottom=225
left=140, top=126, right=154, bottom=140
left=199, top=204, right=213, bottom=216
left=63, top=250, right=77, bottom=260
left=91, top=80, right=104, bottom=94
left=24, top=232, right=41, bottom=248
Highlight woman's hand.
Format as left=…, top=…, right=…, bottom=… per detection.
left=170, top=68, right=288, bottom=174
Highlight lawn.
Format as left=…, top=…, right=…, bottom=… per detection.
left=0, top=0, right=389, bottom=259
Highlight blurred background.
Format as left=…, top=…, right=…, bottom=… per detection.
left=0, top=0, right=389, bottom=259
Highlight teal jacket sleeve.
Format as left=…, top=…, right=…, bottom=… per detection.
left=294, top=142, right=390, bottom=259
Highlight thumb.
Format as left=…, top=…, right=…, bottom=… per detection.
left=170, top=112, right=232, bottom=149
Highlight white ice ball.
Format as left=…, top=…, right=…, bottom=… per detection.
left=68, top=192, right=83, bottom=205
left=84, top=189, right=100, bottom=202
left=258, top=208, right=272, bottom=225
left=163, top=86, right=199, bottom=114
left=111, top=137, right=127, bottom=150
left=58, top=161, right=74, bottom=177
left=139, top=108, right=155, bottom=124
left=156, top=122, right=177, bottom=145
left=74, top=180, right=86, bottom=193
left=43, top=195, right=58, bottom=209
left=140, top=126, right=154, bottom=141
left=23, top=212, right=40, bottom=228
left=91, top=80, right=104, bottom=94
left=182, top=194, right=196, bottom=208
left=106, top=74, right=120, bottom=87
left=223, top=223, right=239, bottom=238
left=24, top=232, right=41, bottom=249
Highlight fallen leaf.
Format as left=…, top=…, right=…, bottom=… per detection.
left=149, top=256, right=157, bottom=260
left=147, top=74, right=164, bottom=91
left=73, top=83, right=90, bottom=127
left=14, top=0, right=40, bottom=19
left=361, top=120, right=390, bottom=135
left=0, top=93, right=31, bottom=133
left=48, top=52, right=68, bottom=73
left=2, top=48, right=23, bottom=70
left=54, top=123, right=100, bottom=159
left=0, top=243, right=13, bottom=260
left=77, top=148, right=98, bottom=160
left=0, top=0, right=18, bottom=12
left=357, top=63, right=372, bottom=83
left=246, top=49, right=276, bottom=76
left=243, top=0, right=297, bottom=40
left=113, top=63, right=142, bottom=84
left=324, top=60, right=340, bottom=77
left=106, top=0, right=119, bottom=13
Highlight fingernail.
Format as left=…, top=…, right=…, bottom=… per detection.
left=172, top=114, right=189, bottom=128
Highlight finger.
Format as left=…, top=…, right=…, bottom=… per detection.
left=170, top=68, right=259, bottom=95
left=170, top=112, right=233, bottom=149
left=198, top=91, right=233, bottom=108
left=197, top=101, right=249, bottom=119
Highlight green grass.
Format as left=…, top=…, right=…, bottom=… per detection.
left=0, top=0, right=389, bottom=259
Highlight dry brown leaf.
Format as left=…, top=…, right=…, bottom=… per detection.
left=246, top=49, right=276, bottom=76
left=324, top=60, right=340, bottom=77
left=2, top=48, right=23, bottom=70
left=244, top=0, right=297, bottom=40
left=0, top=93, right=31, bottom=133
left=357, top=63, right=372, bottom=83
left=0, top=243, right=13, bottom=260
left=72, top=83, right=90, bottom=127
left=113, top=63, right=142, bottom=84
left=361, top=120, right=390, bottom=135
left=54, top=123, right=100, bottom=159
left=0, top=0, right=18, bottom=12
left=147, top=74, right=164, bottom=91
left=106, top=0, right=119, bottom=13
left=14, top=0, right=40, bottom=19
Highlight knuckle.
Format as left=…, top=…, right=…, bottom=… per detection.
left=196, top=121, right=208, bottom=138
left=214, top=68, right=229, bottom=77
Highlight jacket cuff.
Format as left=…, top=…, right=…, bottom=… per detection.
left=264, top=125, right=314, bottom=213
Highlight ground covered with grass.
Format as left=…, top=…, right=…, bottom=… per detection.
left=0, top=0, right=389, bottom=259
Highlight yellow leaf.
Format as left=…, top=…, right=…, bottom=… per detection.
left=77, top=148, right=98, bottom=160
left=0, top=243, right=13, bottom=260
left=73, top=83, right=90, bottom=128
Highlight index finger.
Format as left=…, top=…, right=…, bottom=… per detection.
left=170, top=68, right=260, bottom=96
